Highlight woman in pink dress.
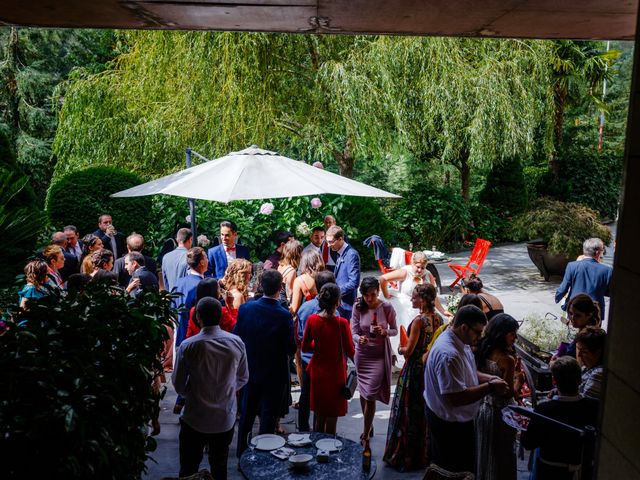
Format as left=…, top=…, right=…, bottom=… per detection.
left=302, top=282, right=355, bottom=434
left=351, top=276, right=397, bottom=444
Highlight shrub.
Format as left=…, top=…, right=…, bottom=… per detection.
left=479, top=157, right=528, bottom=216
left=390, top=184, right=471, bottom=251
left=0, top=283, right=174, bottom=478
left=511, top=198, right=612, bottom=259
left=145, top=195, right=393, bottom=269
left=45, top=167, right=153, bottom=237
left=469, top=204, right=510, bottom=244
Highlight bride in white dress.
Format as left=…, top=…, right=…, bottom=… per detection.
left=379, top=252, right=451, bottom=368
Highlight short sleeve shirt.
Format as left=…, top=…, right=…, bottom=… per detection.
left=424, top=328, right=480, bottom=422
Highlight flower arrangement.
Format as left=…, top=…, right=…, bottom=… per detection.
left=312, top=161, right=324, bottom=169
left=310, top=197, right=322, bottom=209
left=259, top=202, right=274, bottom=215
left=445, top=292, right=463, bottom=315
left=518, top=313, right=574, bottom=352
left=296, top=221, right=312, bottom=237
left=197, top=234, right=210, bottom=247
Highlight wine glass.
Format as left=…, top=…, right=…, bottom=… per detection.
left=333, top=431, right=343, bottom=462
left=247, top=432, right=257, bottom=461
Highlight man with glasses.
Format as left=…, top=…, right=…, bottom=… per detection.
left=325, top=225, right=360, bottom=320
left=555, top=237, right=612, bottom=320
left=424, top=305, right=508, bottom=474
left=206, top=220, right=251, bottom=279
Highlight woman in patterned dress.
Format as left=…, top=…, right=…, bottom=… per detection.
left=383, top=283, right=441, bottom=471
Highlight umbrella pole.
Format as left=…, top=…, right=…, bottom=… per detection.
left=185, top=148, right=197, bottom=239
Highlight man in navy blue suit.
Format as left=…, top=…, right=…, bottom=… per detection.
left=234, top=269, right=296, bottom=455
left=555, top=237, right=612, bottom=319
left=173, top=247, right=208, bottom=347
left=207, top=220, right=251, bottom=279
left=326, top=225, right=360, bottom=320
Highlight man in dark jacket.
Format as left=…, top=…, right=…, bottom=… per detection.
left=521, top=356, right=599, bottom=480
left=124, top=251, right=158, bottom=297
left=113, top=233, right=158, bottom=288
left=234, top=269, right=296, bottom=455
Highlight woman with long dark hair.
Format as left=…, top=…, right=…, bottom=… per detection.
left=563, top=293, right=601, bottom=359
left=351, top=277, right=397, bottom=444
left=301, top=282, right=355, bottom=434
left=384, top=284, right=441, bottom=471
left=80, top=234, right=104, bottom=274
left=474, top=313, right=520, bottom=480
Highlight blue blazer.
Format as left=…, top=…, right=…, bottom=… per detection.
left=206, top=244, right=251, bottom=279
left=173, top=273, right=203, bottom=346
left=233, top=297, right=296, bottom=387
left=555, top=258, right=612, bottom=317
left=334, top=243, right=361, bottom=318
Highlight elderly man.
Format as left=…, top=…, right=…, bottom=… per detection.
left=93, top=214, right=126, bottom=259
left=206, top=220, right=251, bottom=279
left=424, top=305, right=508, bottom=473
left=555, top=237, right=613, bottom=319
left=113, top=233, right=158, bottom=288
left=326, top=225, right=360, bottom=320
left=124, top=251, right=158, bottom=297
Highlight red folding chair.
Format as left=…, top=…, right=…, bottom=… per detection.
left=448, top=238, right=492, bottom=288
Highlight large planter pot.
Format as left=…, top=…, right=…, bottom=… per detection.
left=526, top=240, right=570, bottom=281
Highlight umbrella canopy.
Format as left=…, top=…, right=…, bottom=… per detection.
left=111, top=146, right=400, bottom=202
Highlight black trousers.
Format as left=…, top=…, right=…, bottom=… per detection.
left=298, top=360, right=312, bottom=431
left=178, top=420, right=234, bottom=479
left=237, top=381, right=286, bottom=456
left=425, top=405, right=475, bottom=474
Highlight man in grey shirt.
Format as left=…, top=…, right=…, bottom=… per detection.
left=173, top=297, right=249, bottom=479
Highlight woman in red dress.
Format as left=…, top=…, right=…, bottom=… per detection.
left=302, top=282, right=355, bottom=434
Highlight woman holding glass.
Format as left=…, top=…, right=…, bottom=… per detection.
left=351, top=277, right=397, bottom=444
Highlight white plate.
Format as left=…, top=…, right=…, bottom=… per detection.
left=288, top=433, right=312, bottom=446
left=315, top=438, right=342, bottom=452
left=251, top=434, right=286, bottom=451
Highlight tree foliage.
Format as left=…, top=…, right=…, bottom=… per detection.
left=53, top=33, right=554, bottom=201
left=0, top=27, right=116, bottom=200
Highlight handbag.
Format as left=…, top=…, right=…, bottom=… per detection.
left=338, top=318, right=357, bottom=399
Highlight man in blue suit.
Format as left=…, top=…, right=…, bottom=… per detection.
left=326, top=225, right=360, bottom=320
left=173, top=247, right=208, bottom=347
left=555, top=237, right=612, bottom=319
left=207, top=220, right=251, bottom=279
left=234, top=269, right=296, bottom=455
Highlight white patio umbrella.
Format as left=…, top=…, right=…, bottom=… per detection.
left=111, top=145, right=401, bottom=202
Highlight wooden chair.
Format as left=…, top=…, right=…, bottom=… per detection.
left=448, top=238, right=492, bottom=288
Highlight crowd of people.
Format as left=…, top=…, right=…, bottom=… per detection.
left=17, top=212, right=612, bottom=480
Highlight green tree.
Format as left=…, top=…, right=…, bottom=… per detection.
left=0, top=27, right=116, bottom=199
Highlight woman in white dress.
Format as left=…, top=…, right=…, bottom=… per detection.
left=379, top=252, right=451, bottom=367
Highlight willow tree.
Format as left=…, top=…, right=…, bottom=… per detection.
left=53, top=32, right=396, bottom=179
left=359, top=37, right=555, bottom=201
left=53, top=32, right=555, bottom=197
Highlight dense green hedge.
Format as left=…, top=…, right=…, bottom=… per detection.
left=0, top=284, right=174, bottom=478
left=45, top=167, right=152, bottom=237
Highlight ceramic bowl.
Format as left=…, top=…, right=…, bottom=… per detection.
left=289, top=453, right=313, bottom=469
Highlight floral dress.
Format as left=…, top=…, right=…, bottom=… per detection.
left=383, top=312, right=441, bottom=471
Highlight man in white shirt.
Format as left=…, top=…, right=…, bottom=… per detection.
left=303, top=226, right=325, bottom=254
left=424, top=305, right=508, bottom=473
left=173, top=297, right=249, bottom=479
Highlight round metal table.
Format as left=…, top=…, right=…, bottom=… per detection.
left=239, top=432, right=377, bottom=480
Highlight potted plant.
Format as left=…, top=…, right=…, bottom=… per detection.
left=511, top=198, right=612, bottom=280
